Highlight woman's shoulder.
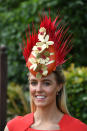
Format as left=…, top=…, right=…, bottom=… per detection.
left=63, top=114, right=87, bottom=131
left=6, top=112, right=33, bottom=131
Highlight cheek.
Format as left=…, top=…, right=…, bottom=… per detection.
left=45, top=87, right=57, bottom=96
left=29, top=86, right=36, bottom=94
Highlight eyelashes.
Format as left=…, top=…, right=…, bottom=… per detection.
left=30, top=81, right=38, bottom=86
left=43, top=82, right=51, bottom=86
left=30, top=81, right=51, bottom=86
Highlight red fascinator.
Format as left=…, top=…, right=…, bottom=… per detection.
left=21, top=14, right=72, bottom=78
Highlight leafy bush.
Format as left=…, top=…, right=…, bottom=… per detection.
left=7, top=64, right=87, bottom=124
left=7, top=82, right=30, bottom=121
left=64, top=64, right=87, bottom=124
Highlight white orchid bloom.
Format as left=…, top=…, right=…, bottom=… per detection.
left=44, top=35, right=49, bottom=42
left=46, top=60, right=55, bottom=65
left=38, top=58, right=46, bottom=64
left=32, top=46, right=37, bottom=50
left=42, top=70, right=48, bottom=76
left=30, top=63, right=37, bottom=71
left=38, top=34, right=49, bottom=42
left=29, top=58, right=36, bottom=64
left=38, top=57, right=49, bottom=64
left=46, top=41, right=54, bottom=45
left=33, top=44, right=47, bottom=53
left=42, top=44, right=47, bottom=50
left=46, top=57, right=50, bottom=62
left=38, top=34, right=45, bottom=42
left=29, top=58, right=38, bottom=71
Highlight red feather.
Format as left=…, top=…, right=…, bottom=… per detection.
left=39, top=14, right=72, bottom=66
left=21, top=14, right=72, bottom=66
left=21, top=26, right=38, bottom=62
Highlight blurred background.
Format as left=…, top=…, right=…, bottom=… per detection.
left=0, top=0, right=87, bottom=124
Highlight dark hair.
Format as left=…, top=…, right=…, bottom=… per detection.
left=53, top=66, right=66, bottom=85
left=53, top=66, right=66, bottom=112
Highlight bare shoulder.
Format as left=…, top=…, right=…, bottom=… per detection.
left=4, top=126, right=9, bottom=131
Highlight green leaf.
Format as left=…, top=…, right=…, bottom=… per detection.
left=44, top=51, right=50, bottom=57
left=36, top=72, right=42, bottom=79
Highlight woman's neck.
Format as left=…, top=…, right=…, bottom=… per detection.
left=34, top=103, right=63, bottom=123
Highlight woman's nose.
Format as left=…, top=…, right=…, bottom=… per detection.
left=36, top=83, right=42, bottom=92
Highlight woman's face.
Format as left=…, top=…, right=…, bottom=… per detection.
left=29, top=72, right=62, bottom=108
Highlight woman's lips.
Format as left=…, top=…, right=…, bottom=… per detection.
left=34, top=95, right=46, bottom=101
left=35, top=95, right=46, bottom=99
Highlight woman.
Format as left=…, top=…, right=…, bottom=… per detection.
left=5, top=14, right=87, bottom=131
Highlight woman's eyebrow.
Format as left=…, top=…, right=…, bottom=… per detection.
left=29, top=79, right=37, bottom=81
left=41, top=79, right=52, bottom=82
left=29, top=78, right=52, bottom=82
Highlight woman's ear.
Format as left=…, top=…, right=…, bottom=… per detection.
left=57, top=84, right=63, bottom=92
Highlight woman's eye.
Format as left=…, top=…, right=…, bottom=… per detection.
left=30, top=81, right=37, bottom=86
left=44, top=82, right=51, bottom=86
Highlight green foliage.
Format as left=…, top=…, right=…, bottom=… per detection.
left=7, top=82, right=30, bottom=121
left=64, top=64, right=87, bottom=124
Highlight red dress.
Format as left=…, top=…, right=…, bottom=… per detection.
left=7, top=113, right=87, bottom=131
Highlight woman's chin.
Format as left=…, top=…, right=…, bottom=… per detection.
left=34, top=101, right=48, bottom=108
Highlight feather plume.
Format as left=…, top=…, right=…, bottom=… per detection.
left=39, top=14, right=72, bottom=66
left=21, top=25, right=38, bottom=62
left=21, top=14, right=72, bottom=66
